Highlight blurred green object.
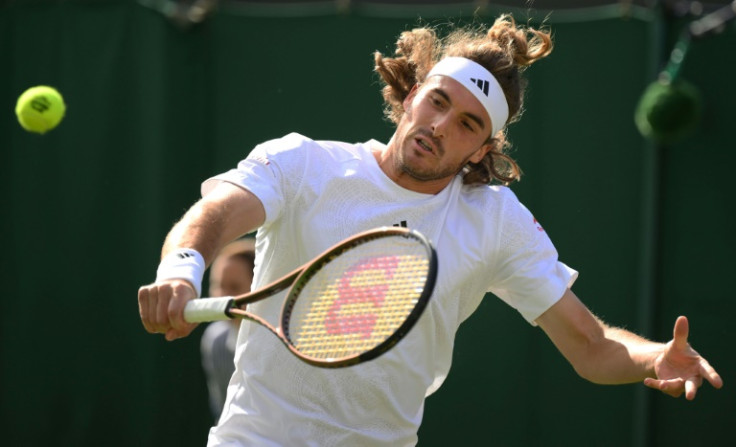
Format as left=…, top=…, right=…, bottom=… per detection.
left=634, top=0, right=736, bottom=144
left=634, top=78, right=702, bottom=144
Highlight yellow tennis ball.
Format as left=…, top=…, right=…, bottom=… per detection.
left=15, top=85, right=66, bottom=134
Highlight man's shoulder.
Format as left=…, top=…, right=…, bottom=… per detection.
left=454, top=183, right=532, bottom=227
left=460, top=182, right=519, bottom=205
left=264, top=132, right=367, bottom=160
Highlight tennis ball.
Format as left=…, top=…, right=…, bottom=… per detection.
left=15, top=85, right=67, bottom=134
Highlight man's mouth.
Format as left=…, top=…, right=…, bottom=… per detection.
left=416, top=138, right=433, bottom=153
left=414, top=133, right=441, bottom=156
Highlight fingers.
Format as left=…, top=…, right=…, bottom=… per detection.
left=684, top=376, right=702, bottom=400
left=645, top=366, right=717, bottom=400
left=155, top=285, right=172, bottom=332
left=672, top=315, right=690, bottom=351
left=643, top=377, right=701, bottom=400
left=166, top=281, right=198, bottom=340
left=644, top=377, right=686, bottom=398
left=138, top=286, right=156, bottom=334
left=700, top=358, right=724, bottom=390
left=138, top=280, right=198, bottom=340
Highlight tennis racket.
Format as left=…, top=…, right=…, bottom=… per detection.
left=184, top=227, right=437, bottom=368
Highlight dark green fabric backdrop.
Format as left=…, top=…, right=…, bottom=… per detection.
left=1, top=1, right=733, bottom=446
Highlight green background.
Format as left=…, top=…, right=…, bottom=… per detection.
left=1, top=1, right=733, bottom=446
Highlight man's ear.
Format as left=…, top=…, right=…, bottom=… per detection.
left=402, top=84, right=420, bottom=109
left=469, top=142, right=493, bottom=164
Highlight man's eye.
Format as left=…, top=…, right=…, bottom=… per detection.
left=430, top=96, right=443, bottom=107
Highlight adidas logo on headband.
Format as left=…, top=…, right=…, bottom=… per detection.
left=470, top=78, right=490, bottom=96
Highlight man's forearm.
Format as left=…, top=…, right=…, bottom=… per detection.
left=160, top=182, right=266, bottom=265
left=162, top=200, right=229, bottom=265
left=581, top=321, right=663, bottom=385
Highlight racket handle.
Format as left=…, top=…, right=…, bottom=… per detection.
left=184, top=297, right=233, bottom=322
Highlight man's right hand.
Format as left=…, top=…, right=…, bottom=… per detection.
left=138, top=279, right=199, bottom=341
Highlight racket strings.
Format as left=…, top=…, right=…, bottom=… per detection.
left=285, top=238, right=430, bottom=360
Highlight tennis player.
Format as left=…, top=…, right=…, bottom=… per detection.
left=138, top=15, right=722, bottom=446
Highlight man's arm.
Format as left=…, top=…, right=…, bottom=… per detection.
left=138, top=182, right=266, bottom=341
left=536, top=288, right=723, bottom=399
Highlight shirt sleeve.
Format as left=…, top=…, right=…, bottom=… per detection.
left=487, top=193, right=578, bottom=325
left=200, top=133, right=310, bottom=226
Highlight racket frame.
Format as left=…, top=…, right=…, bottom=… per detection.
left=198, top=227, right=438, bottom=368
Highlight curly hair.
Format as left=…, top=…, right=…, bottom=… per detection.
left=374, top=15, right=553, bottom=185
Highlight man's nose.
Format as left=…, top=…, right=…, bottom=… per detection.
left=431, top=113, right=450, bottom=137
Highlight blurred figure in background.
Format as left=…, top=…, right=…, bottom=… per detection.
left=199, top=238, right=255, bottom=420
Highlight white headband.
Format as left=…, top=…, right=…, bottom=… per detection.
left=426, top=57, right=509, bottom=135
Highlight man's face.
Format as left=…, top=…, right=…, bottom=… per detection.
left=390, top=75, right=493, bottom=190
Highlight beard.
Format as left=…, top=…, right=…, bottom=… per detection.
left=395, top=130, right=473, bottom=182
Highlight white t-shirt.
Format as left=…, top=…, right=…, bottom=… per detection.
left=202, top=133, right=577, bottom=446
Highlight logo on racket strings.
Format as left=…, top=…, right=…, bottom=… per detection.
left=324, top=256, right=400, bottom=339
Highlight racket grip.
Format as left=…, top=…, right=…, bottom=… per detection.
left=183, top=297, right=233, bottom=322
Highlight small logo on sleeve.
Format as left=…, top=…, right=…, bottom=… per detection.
left=533, top=218, right=545, bottom=232
left=250, top=154, right=270, bottom=166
